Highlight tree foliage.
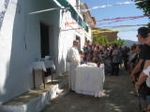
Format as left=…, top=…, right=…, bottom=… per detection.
left=93, top=35, right=124, bottom=46
left=133, top=0, right=150, bottom=27
left=113, top=38, right=125, bottom=46
left=93, top=35, right=108, bottom=45
left=132, top=0, right=150, bottom=16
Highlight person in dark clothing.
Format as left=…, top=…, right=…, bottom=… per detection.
left=129, top=44, right=141, bottom=74
left=131, top=27, right=150, bottom=81
left=131, top=27, right=150, bottom=111
left=111, top=44, right=120, bottom=76
left=122, top=46, right=129, bottom=70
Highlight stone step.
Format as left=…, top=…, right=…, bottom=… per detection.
left=0, top=74, right=69, bottom=112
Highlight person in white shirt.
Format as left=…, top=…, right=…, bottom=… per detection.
left=68, top=40, right=81, bottom=91
left=143, top=66, right=150, bottom=87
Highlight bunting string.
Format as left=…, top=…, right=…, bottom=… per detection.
left=81, top=0, right=145, bottom=12
left=100, top=24, right=147, bottom=29
left=96, top=14, right=150, bottom=23
left=83, top=14, right=150, bottom=27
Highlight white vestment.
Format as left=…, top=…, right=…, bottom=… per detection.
left=68, top=46, right=80, bottom=90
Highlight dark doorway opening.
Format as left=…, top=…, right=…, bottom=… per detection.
left=40, top=23, right=50, bottom=58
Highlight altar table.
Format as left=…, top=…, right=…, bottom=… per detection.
left=32, top=60, right=55, bottom=89
left=75, top=64, right=105, bottom=97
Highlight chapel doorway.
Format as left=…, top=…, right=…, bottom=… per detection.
left=40, top=22, right=50, bottom=58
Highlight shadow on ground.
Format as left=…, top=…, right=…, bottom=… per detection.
left=41, top=67, right=140, bottom=112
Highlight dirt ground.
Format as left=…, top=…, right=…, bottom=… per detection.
left=41, top=67, right=140, bottom=112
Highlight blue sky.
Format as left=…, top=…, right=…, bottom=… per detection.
left=81, top=0, right=150, bottom=41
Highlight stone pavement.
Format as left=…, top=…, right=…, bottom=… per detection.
left=0, top=67, right=141, bottom=112
left=0, top=73, right=69, bottom=112
left=40, top=67, right=140, bottom=112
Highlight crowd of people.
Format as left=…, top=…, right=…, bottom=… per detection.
left=82, top=42, right=130, bottom=76
left=67, top=27, right=150, bottom=112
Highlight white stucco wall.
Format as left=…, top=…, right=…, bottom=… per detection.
left=0, top=0, right=61, bottom=103
left=0, top=0, right=19, bottom=104
left=0, top=0, right=88, bottom=103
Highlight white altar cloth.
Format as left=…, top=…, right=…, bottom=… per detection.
left=43, top=60, right=56, bottom=70
left=32, top=60, right=55, bottom=89
left=75, top=64, right=105, bottom=97
left=32, top=61, right=46, bottom=72
left=32, top=60, right=55, bottom=71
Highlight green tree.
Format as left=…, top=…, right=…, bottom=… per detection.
left=93, top=35, right=124, bottom=46
left=132, top=0, right=150, bottom=28
left=132, top=0, right=150, bottom=16
left=115, top=38, right=125, bottom=46
left=93, top=35, right=108, bottom=45
left=99, top=36, right=108, bottom=45
left=107, top=38, right=125, bottom=46
left=93, top=35, right=99, bottom=44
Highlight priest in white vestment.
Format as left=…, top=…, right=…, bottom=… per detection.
left=68, top=40, right=81, bottom=91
